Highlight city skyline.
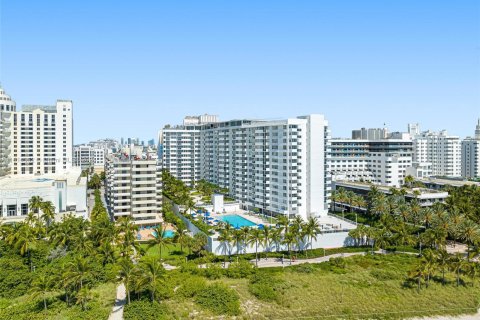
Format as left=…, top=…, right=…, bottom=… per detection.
left=0, top=1, right=479, bottom=143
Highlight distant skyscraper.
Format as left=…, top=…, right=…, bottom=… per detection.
left=412, top=129, right=461, bottom=177
left=461, top=119, right=480, bottom=179
left=408, top=123, right=420, bottom=136
left=351, top=127, right=388, bottom=140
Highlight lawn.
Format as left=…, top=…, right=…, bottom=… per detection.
left=142, top=243, right=189, bottom=265
left=166, top=254, right=480, bottom=319
left=0, top=282, right=116, bottom=320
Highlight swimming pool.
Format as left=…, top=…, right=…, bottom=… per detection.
left=220, top=215, right=257, bottom=228
left=152, top=230, right=175, bottom=238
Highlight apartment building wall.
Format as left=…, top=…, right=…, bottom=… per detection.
left=329, top=139, right=413, bottom=187
left=105, top=154, right=162, bottom=225
left=160, top=114, right=331, bottom=219
left=412, top=130, right=461, bottom=177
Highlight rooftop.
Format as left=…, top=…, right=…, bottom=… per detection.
left=0, top=167, right=86, bottom=189
left=335, top=180, right=449, bottom=196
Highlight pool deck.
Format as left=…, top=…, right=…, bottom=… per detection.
left=137, top=223, right=176, bottom=241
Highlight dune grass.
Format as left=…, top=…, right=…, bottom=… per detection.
left=226, top=254, right=480, bottom=319
left=163, top=254, right=480, bottom=319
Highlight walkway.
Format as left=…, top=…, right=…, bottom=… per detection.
left=252, top=251, right=367, bottom=268
left=108, top=283, right=126, bottom=320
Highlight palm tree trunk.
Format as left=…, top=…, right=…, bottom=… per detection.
left=43, top=296, right=47, bottom=311
left=255, top=242, right=258, bottom=267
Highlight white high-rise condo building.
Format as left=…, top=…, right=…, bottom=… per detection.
left=410, top=126, right=461, bottom=177
left=0, top=86, right=15, bottom=176
left=329, top=138, right=413, bottom=187
left=0, top=85, right=73, bottom=175
left=0, top=85, right=85, bottom=222
left=461, top=119, right=480, bottom=179
left=160, top=114, right=331, bottom=220
left=105, top=153, right=162, bottom=225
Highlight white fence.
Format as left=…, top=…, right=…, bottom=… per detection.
left=172, top=200, right=354, bottom=255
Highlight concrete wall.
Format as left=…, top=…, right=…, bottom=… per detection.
left=210, top=231, right=354, bottom=255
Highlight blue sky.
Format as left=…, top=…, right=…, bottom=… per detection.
left=0, top=0, right=479, bottom=144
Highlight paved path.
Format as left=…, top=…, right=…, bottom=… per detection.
left=410, top=312, right=480, bottom=320
left=252, top=251, right=368, bottom=268
left=108, top=283, right=126, bottom=320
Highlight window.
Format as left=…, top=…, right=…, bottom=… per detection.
left=7, top=205, right=16, bottom=217
left=21, top=204, right=28, bottom=215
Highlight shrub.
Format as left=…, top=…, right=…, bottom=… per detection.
left=329, top=257, right=346, bottom=269
left=293, top=263, right=316, bottom=274
left=226, top=260, right=256, bottom=278
left=0, top=257, right=33, bottom=298
left=176, top=276, right=207, bottom=298
left=204, top=263, right=224, bottom=279
left=195, top=283, right=240, bottom=315
left=248, top=273, right=286, bottom=302
left=124, top=300, right=169, bottom=320
left=370, top=269, right=398, bottom=281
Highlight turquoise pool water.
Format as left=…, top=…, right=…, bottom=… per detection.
left=220, top=215, right=257, bottom=228
left=152, top=230, right=175, bottom=238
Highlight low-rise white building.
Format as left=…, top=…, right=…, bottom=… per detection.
left=0, top=167, right=87, bottom=223
left=329, top=139, right=413, bottom=187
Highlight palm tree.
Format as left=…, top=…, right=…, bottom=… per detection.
left=409, top=263, right=426, bottom=292
left=148, top=224, right=172, bottom=262
left=262, top=226, right=272, bottom=259
left=282, top=231, right=298, bottom=263
left=437, top=249, right=450, bottom=285
left=75, top=287, right=93, bottom=311
left=217, top=228, right=232, bottom=267
left=335, top=187, right=348, bottom=214
left=410, top=200, right=422, bottom=227
left=232, top=229, right=243, bottom=257
left=373, top=228, right=390, bottom=251
left=240, top=226, right=251, bottom=254
left=304, top=217, right=321, bottom=257
left=247, top=228, right=264, bottom=266
left=40, top=201, right=55, bottom=231
left=460, top=220, right=480, bottom=261
left=277, top=215, right=290, bottom=233
left=421, top=207, right=434, bottom=229
left=118, top=259, right=135, bottom=304
left=404, top=175, right=415, bottom=188
left=97, top=241, right=116, bottom=266
left=420, top=249, right=437, bottom=287
left=30, top=273, right=52, bottom=311
left=9, top=224, right=37, bottom=271
left=29, top=196, right=44, bottom=220
left=371, top=194, right=389, bottom=217
left=270, top=227, right=282, bottom=253
left=393, top=223, right=415, bottom=247
left=397, top=203, right=411, bottom=223
left=174, top=225, right=189, bottom=253
left=66, top=256, right=91, bottom=290
left=141, top=257, right=165, bottom=302
left=466, top=262, right=479, bottom=287
left=449, top=253, right=466, bottom=287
